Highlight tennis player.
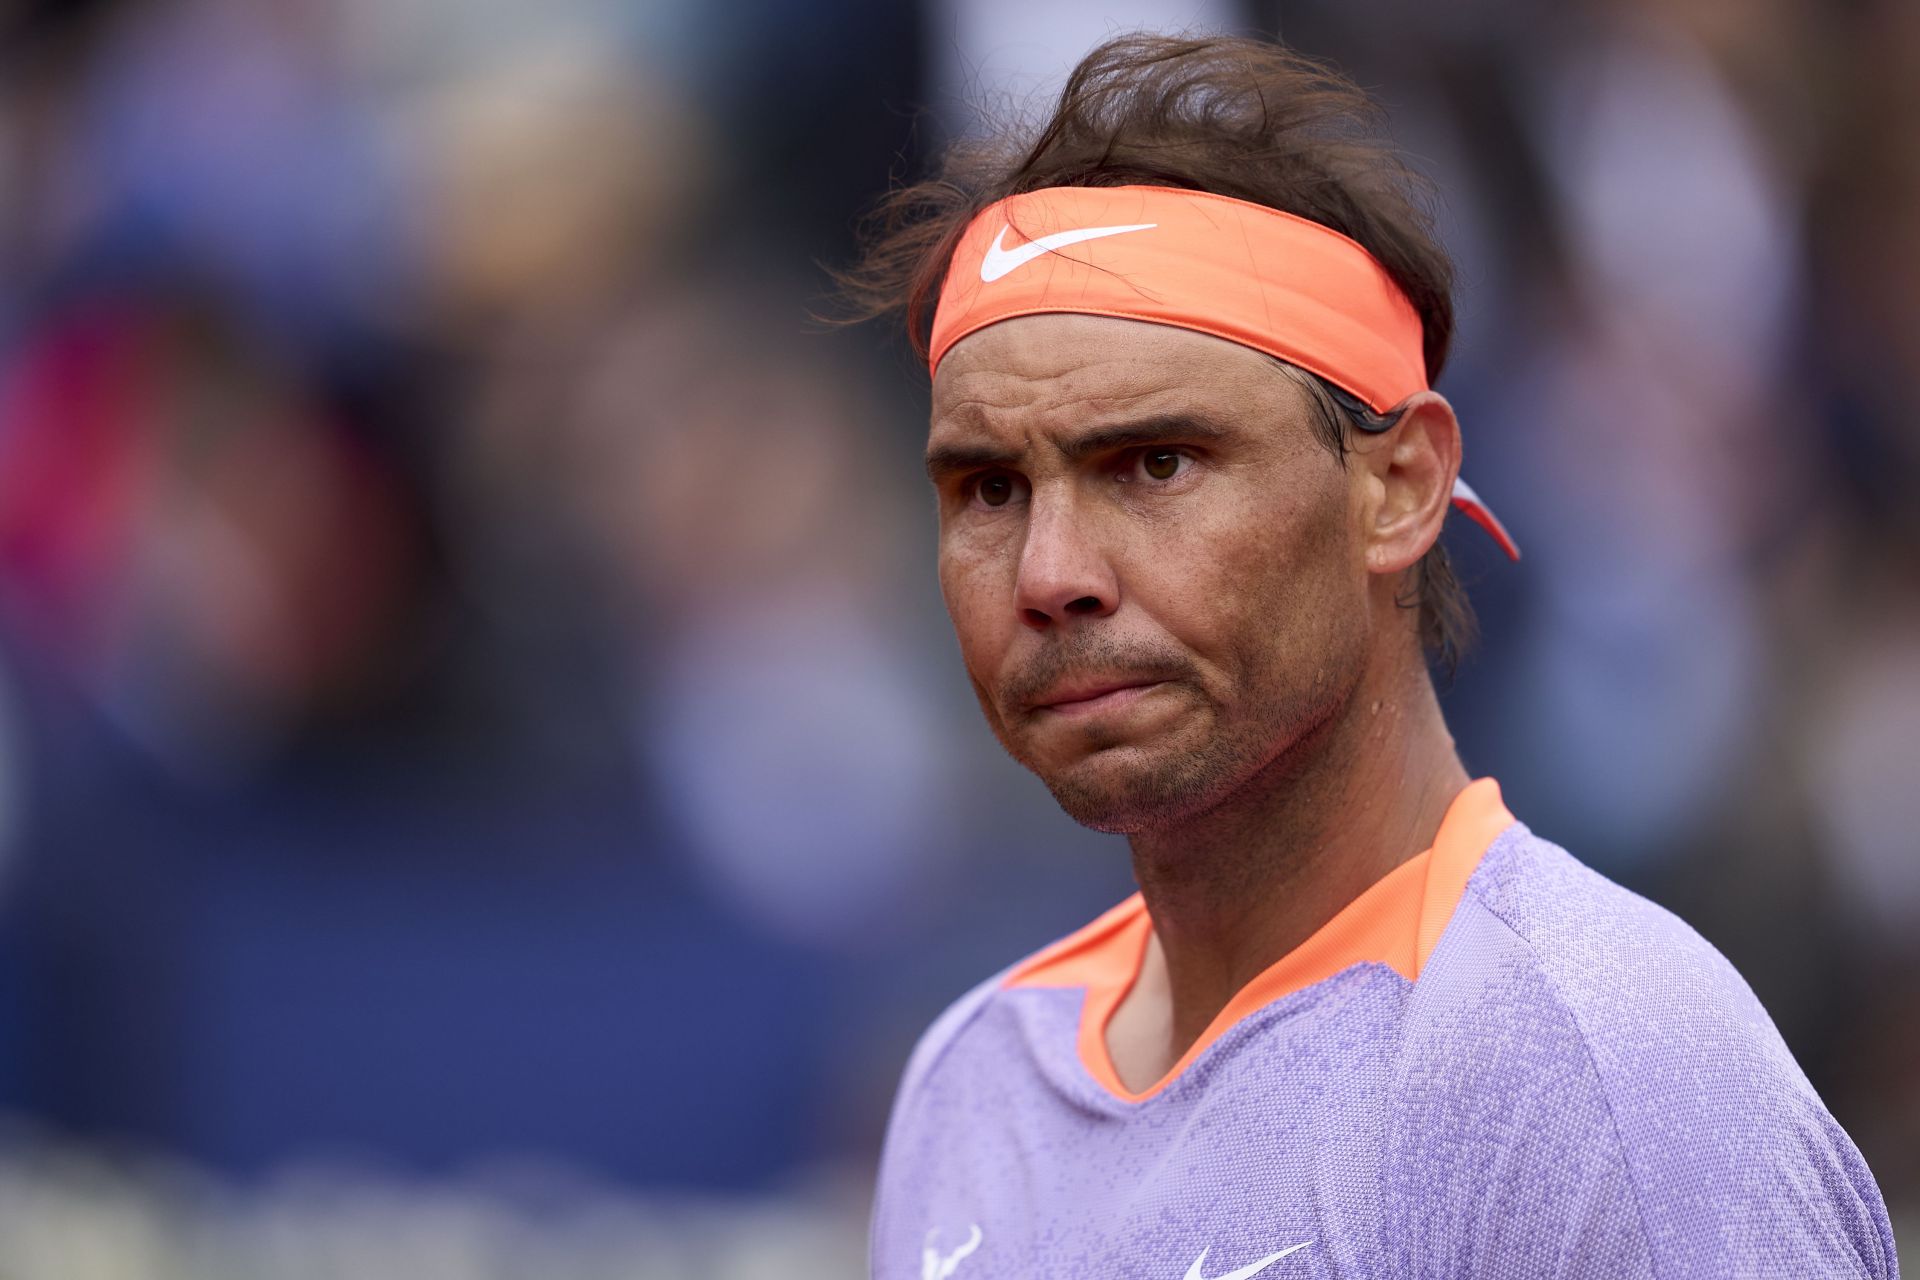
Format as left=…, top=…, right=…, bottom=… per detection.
left=845, top=34, right=1896, bottom=1279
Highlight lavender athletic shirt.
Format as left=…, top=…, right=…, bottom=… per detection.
left=870, top=779, right=1897, bottom=1278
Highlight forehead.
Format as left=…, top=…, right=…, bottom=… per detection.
left=927, top=313, right=1304, bottom=439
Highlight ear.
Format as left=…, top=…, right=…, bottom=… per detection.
left=1355, top=390, right=1460, bottom=577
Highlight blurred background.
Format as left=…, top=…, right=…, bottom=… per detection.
left=0, top=0, right=1912, bottom=1272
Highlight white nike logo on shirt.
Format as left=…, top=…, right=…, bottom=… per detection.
left=977, top=222, right=1157, bottom=281
left=1183, top=1241, right=1313, bottom=1280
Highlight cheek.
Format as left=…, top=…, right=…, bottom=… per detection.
left=938, top=544, right=1012, bottom=671
left=1135, top=475, right=1357, bottom=673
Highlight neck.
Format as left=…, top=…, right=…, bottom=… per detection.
left=1119, top=648, right=1470, bottom=1073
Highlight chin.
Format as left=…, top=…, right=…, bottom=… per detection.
left=1036, top=742, right=1245, bottom=834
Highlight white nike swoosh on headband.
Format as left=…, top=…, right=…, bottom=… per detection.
left=978, top=222, right=1157, bottom=282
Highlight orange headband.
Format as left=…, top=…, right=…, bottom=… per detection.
left=929, top=185, right=1519, bottom=559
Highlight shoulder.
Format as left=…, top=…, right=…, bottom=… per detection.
left=888, top=892, right=1143, bottom=1097
left=888, top=966, right=1009, bottom=1108
left=1394, top=821, right=1896, bottom=1279
left=1454, top=822, right=1830, bottom=1120
left=1453, top=823, right=1794, bottom=1057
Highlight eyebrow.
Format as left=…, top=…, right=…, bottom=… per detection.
left=923, top=413, right=1236, bottom=484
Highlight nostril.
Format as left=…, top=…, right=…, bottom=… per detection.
left=1022, top=608, right=1052, bottom=628
left=1064, top=595, right=1103, bottom=616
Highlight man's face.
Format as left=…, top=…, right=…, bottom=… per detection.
left=927, top=314, right=1378, bottom=832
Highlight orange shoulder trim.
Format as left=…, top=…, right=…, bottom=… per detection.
left=1001, top=891, right=1150, bottom=991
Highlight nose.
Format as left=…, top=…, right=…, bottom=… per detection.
left=1013, top=491, right=1118, bottom=630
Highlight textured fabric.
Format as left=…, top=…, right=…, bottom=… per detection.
left=870, top=821, right=1898, bottom=1279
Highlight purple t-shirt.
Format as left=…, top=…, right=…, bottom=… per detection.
left=871, top=783, right=1897, bottom=1278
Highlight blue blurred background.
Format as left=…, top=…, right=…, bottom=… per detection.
left=0, top=0, right=1912, bottom=1271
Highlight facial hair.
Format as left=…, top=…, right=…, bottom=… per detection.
left=979, top=613, right=1370, bottom=835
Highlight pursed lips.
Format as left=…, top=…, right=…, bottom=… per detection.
left=1031, top=677, right=1168, bottom=715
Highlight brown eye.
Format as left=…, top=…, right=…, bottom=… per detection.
left=973, top=470, right=1027, bottom=508
left=1142, top=450, right=1183, bottom=481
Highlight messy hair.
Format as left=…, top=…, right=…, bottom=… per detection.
left=838, top=32, right=1475, bottom=668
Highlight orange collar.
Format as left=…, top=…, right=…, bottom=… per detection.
left=1003, top=778, right=1516, bottom=1103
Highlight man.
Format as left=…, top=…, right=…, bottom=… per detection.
left=844, top=34, right=1896, bottom=1279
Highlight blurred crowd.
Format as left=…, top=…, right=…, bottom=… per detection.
left=0, top=0, right=1912, bottom=1272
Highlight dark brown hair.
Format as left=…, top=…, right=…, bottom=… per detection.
left=838, top=32, right=1475, bottom=669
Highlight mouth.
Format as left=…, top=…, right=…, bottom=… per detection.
left=1032, top=678, right=1169, bottom=718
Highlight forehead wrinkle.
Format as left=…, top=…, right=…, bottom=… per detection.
left=928, top=361, right=1048, bottom=436
left=931, top=368, right=1268, bottom=479
left=928, top=318, right=1309, bottom=468
left=942, top=364, right=1181, bottom=434
left=937, top=333, right=1168, bottom=404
